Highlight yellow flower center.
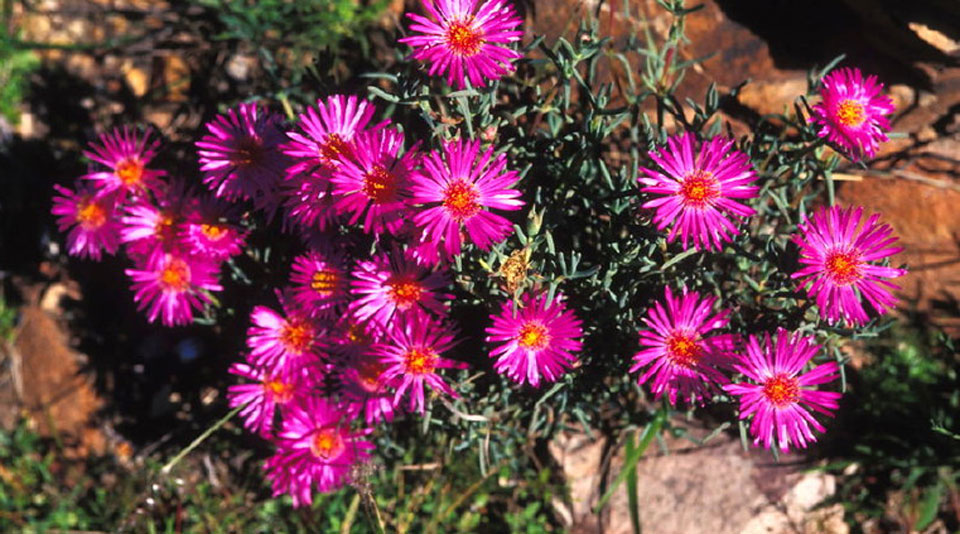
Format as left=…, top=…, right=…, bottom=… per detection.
left=403, top=347, right=437, bottom=375
left=159, top=258, right=191, bottom=291
left=346, top=322, right=372, bottom=346
left=200, top=223, right=227, bottom=241
left=388, top=278, right=423, bottom=309
left=824, top=251, right=862, bottom=286
left=679, top=169, right=719, bottom=208
left=517, top=322, right=550, bottom=351
left=361, top=165, right=399, bottom=204
left=445, top=19, right=484, bottom=57
left=310, top=427, right=345, bottom=460
left=116, top=159, right=144, bottom=186
left=320, top=133, right=352, bottom=164
left=310, top=268, right=340, bottom=297
left=279, top=320, right=314, bottom=354
left=762, top=374, right=800, bottom=408
left=76, top=198, right=107, bottom=229
left=442, top=179, right=481, bottom=221
left=665, top=332, right=702, bottom=367
left=835, top=99, right=866, bottom=127
left=262, top=379, right=294, bottom=403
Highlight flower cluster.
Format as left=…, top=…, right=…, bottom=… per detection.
left=49, top=0, right=910, bottom=506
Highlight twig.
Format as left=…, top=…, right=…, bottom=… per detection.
left=160, top=404, right=242, bottom=475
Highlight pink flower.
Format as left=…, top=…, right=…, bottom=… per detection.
left=178, top=196, right=246, bottom=261
left=485, top=292, right=583, bottom=388
left=281, top=171, right=339, bottom=232
left=227, top=360, right=305, bottom=437
left=264, top=396, right=374, bottom=507
left=51, top=184, right=122, bottom=260
left=639, top=133, right=759, bottom=251
left=349, top=249, right=451, bottom=329
left=629, top=287, right=736, bottom=405
left=125, top=252, right=222, bottom=326
left=810, top=67, right=895, bottom=161
left=282, top=94, right=379, bottom=175
left=373, top=312, right=464, bottom=414
left=329, top=316, right=381, bottom=360
left=330, top=126, right=419, bottom=236
left=289, top=248, right=350, bottom=319
left=120, top=195, right=183, bottom=258
left=399, top=0, right=524, bottom=89
left=723, top=329, right=842, bottom=452
left=791, top=205, right=906, bottom=326
left=337, top=353, right=398, bottom=425
left=246, top=304, right=325, bottom=377
left=82, top=126, right=166, bottom=197
left=411, top=138, right=524, bottom=257
left=196, top=102, right=288, bottom=202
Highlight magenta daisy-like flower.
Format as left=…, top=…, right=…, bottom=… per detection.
left=639, top=133, right=759, bottom=252
left=264, top=396, right=374, bottom=507
left=810, top=67, right=895, bottom=161
left=125, top=252, right=222, bottom=326
left=178, top=195, right=245, bottom=261
left=373, top=312, right=465, bottom=414
left=281, top=171, right=340, bottom=232
left=629, top=286, right=736, bottom=405
left=120, top=196, right=183, bottom=258
left=196, top=102, right=288, bottom=202
left=723, top=329, right=842, bottom=452
left=282, top=94, right=379, bottom=175
left=82, top=126, right=166, bottom=197
left=399, top=0, right=524, bottom=89
left=289, top=248, right=350, bottom=319
left=349, top=249, right=451, bottom=329
left=330, top=126, right=419, bottom=236
left=485, top=292, right=583, bottom=388
left=411, top=138, right=524, bottom=258
left=791, top=205, right=906, bottom=326
left=227, top=360, right=305, bottom=437
left=330, top=316, right=381, bottom=360
left=337, top=353, right=398, bottom=425
left=51, top=184, right=122, bottom=260
left=246, top=304, right=325, bottom=377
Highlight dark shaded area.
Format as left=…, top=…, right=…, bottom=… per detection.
left=713, top=0, right=960, bottom=90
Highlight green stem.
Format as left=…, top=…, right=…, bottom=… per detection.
left=160, top=404, right=243, bottom=475
left=593, top=408, right=667, bottom=513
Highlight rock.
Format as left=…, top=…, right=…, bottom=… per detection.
left=550, top=423, right=841, bottom=534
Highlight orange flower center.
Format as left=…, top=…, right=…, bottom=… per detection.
left=355, top=359, right=387, bottom=392
left=155, top=212, right=176, bottom=238
left=262, top=379, right=294, bottom=403
left=279, top=320, right=314, bottom=354
left=835, top=99, right=866, bottom=127
left=517, top=322, right=550, bottom=351
left=116, top=159, right=144, bottom=187
left=320, top=133, right=352, bottom=164
left=310, top=268, right=340, bottom=297
left=159, top=258, right=191, bottom=291
left=762, top=374, right=800, bottom=408
left=232, top=136, right=265, bottom=167
left=346, top=322, right=372, bottom=346
left=665, top=332, right=702, bottom=367
left=824, top=250, right=862, bottom=286
left=200, top=223, right=227, bottom=241
left=76, top=198, right=107, bottom=229
left=402, top=347, right=437, bottom=375
left=310, top=427, right=345, bottom=460
left=679, top=169, right=720, bottom=208
left=362, top=165, right=399, bottom=204
left=387, top=278, right=423, bottom=309
left=442, top=179, right=481, bottom=221
left=445, top=19, right=484, bottom=57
